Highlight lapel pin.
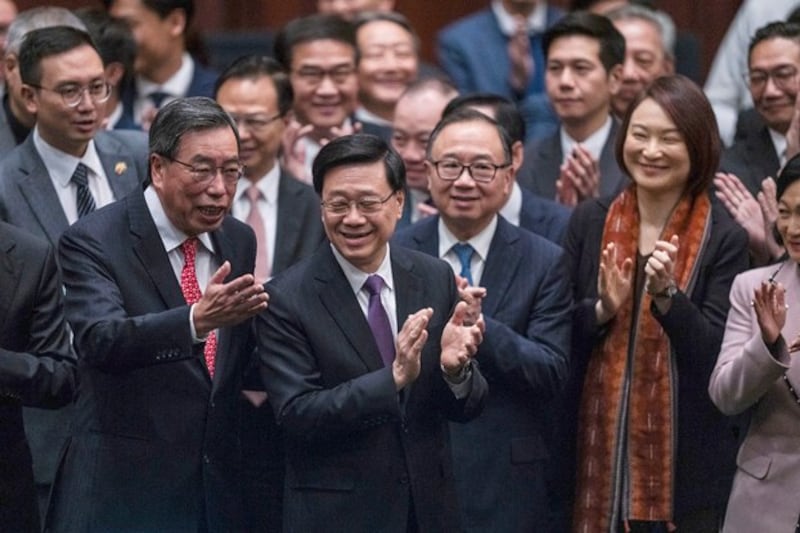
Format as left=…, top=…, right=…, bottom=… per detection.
left=114, top=162, right=127, bottom=175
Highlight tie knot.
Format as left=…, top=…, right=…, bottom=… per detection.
left=71, top=163, right=89, bottom=187
left=181, top=237, right=198, bottom=262
left=363, top=274, right=385, bottom=296
left=246, top=185, right=262, bottom=203
left=452, top=243, right=474, bottom=263
left=149, top=91, right=170, bottom=108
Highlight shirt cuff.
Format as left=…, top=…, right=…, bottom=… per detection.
left=189, top=303, right=208, bottom=343
left=442, top=361, right=474, bottom=399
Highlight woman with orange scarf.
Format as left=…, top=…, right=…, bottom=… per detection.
left=561, top=75, right=750, bottom=532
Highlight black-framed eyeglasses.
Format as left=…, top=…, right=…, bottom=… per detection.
left=292, top=65, right=356, bottom=86
left=320, top=190, right=396, bottom=215
left=745, top=65, right=798, bottom=93
left=28, top=80, right=111, bottom=107
left=429, top=159, right=511, bottom=183
left=228, top=112, right=284, bottom=132
left=162, top=155, right=244, bottom=185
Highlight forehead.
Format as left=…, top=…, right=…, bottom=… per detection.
left=109, top=0, right=154, bottom=17
left=629, top=98, right=676, bottom=129
left=39, top=44, right=104, bottom=80
left=750, top=36, right=800, bottom=66
left=175, top=126, right=239, bottom=158
left=394, top=90, right=450, bottom=130
left=547, top=35, right=602, bottom=61
left=614, top=18, right=663, bottom=50
left=357, top=20, right=414, bottom=46
left=322, top=160, right=389, bottom=194
left=292, top=39, right=356, bottom=67
left=216, top=75, right=279, bottom=109
left=431, top=120, right=504, bottom=156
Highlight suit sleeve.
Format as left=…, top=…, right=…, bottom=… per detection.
left=0, top=241, right=76, bottom=407
left=59, top=223, right=198, bottom=372
left=436, top=30, right=476, bottom=93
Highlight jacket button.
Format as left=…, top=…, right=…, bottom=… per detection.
left=203, top=454, right=211, bottom=464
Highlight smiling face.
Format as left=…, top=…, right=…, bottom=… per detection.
left=748, top=36, right=800, bottom=134
left=151, top=126, right=239, bottom=236
left=320, top=159, right=403, bottom=272
left=778, top=179, right=800, bottom=262
left=622, top=97, right=690, bottom=199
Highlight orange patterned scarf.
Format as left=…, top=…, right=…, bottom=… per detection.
left=573, top=187, right=711, bottom=532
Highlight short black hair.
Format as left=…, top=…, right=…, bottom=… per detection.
left=274, top=14, right=356, bottom=71
left=103, top=0, right=194, bottom=25
left=312, top=133, right=405, bottom=195
left=75, top=8, right=136, bottom=90
left=442, top=93, right=525, bottom=144
left=426, top=108, right=512, bottom=163
left=214, top=55, right=294, bottom=117
left=543, top=11, right=625, bottom=72
left=19, top=26, right=98, bottom=86
left=749, top=21, right=800, bottom=60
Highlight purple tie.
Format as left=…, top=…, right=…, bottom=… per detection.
left=363, top=274, right=395, bottom=367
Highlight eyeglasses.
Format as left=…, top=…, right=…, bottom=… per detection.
left=320, top=190, right=396, bottom=215
left=162, top=155, right=244, bottom=185
left=429, top=159, right=511, bottom=183
left=292, top=65, right=356, bottom=86
left=28, top=80, right=111, bottom=107
left=745, top=65, right=798, bottom=93
left=229, top=112, right=283, bottom=132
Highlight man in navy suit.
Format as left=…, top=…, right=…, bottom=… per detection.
left=215, top=54, right=325, bottom=533
left=0, top=221, right=74, bottom=533
left=105, top=0, right=218, bottom=129
left=437, top=0, right=563, bottom=142
left=394, top=108, right=571, bottom=532
left=517, top=12, right=627, bottom=206
left=47, top=97, right=268, bottom=531
left=258, top=133, right=488, bottom=532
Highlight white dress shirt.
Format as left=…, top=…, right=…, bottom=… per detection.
left=491, top=0, right=547, bottom=35
left=232, top=165, right=280, bottom=273
left=499, top=181, right=523, bottom=227
left=559, top=114, right=612, bottom=164
left=134, top=52, right=195, bottom=124
left=438, top=215, right=498, bottom=287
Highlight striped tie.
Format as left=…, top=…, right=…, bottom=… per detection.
left=71, top=163, right=96, bottom=219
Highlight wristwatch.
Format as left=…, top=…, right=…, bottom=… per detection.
left=651, top=281, right=677, bottom=299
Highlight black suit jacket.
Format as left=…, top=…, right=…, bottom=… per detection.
left=47, top=191, right=256, bottom=532
left=0, top=222, right=73, bottom=532
left=519, top=185, right=570, bottom=244
left=272, top=168, right=325, bottom=275
left=517, top=119, right=625, bottom=200
left=393, top=216, right=572, bottom=532
left=720, top=117, right=781, bottom=196
left=258, top=244, right=487, bottom=533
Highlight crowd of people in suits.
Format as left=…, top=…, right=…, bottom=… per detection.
left=4, top=0, right=800, bottom=532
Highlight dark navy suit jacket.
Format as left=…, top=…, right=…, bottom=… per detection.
left=720, top=112, right=781, bottom=196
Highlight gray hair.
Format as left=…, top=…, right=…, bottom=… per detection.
left=149, top=97, right=240, bottom=160
left=6, top=7, right=86, bottom=56
left=606, top=4, right=675, bottom=60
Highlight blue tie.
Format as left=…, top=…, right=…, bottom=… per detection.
left=71, top=162, right=96, bottom=219
left=452, top=243, right=474, bottom=285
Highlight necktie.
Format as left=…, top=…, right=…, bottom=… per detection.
left=363, top=275, right=395, bottom=367
left=149, top=91, right=170, bottom=108
left=452, top=243, right=475, bottom=286
left=180, top=238, right=217, bottom=377
left=71, top=162, right=96, bottom=219
left=245, top=186, right=269, bottom=283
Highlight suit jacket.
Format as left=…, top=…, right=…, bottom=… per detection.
left=46, top=190, right=256, bottom=532
left=272, top=168, right=325, bottom=275
left=0, top=94, right=18, bottom=157
left=436, top=7, right=563, bottom=142
left=393, top=216, right=571, bottom=532
left=560, top=193, right=749, bottom=527
left=517, top=119, right=625, bottom=201
left=709, top=259, right=800, bottom=532
left=0, top=222, right=74, bottom=532
left=258, top=244, right=487, bottom=533
left=719, top=119, right=781, bottom=196
left=519, top=185, right=570, bottom=244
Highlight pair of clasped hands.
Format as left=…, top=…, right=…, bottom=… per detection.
left=392, top=275, right=486, bottom=390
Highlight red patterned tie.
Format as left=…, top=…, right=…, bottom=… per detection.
left=180, top=238, right=216, bottom=377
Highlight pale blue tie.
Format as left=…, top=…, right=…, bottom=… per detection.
left=452, top=243, right=474, bottom=286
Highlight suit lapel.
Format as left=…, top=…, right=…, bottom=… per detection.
left=0, top=230, right=19, bottom=330
left=409, top=217, right=440, bottom=257
left=273, top=171, right=303, bottom=274
left=480, top=219, right=522, bottom=316
left=598, top=119, right=623, bottom=197
left=537, top=134, right=562, bottom=199
left=95, top=132, right=141, bottom=199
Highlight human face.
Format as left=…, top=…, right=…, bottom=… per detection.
left=501, top=0, right=540, bottom=17
left=391, top=88, right=451, bottom=191
left=150, top=127, right=239, bottom=236
left=748, top=37, right=800, bottom=134
left=216, top=75, right=286, bottom=181
left=109, top=0, right=184, bottom=82
left=23, top=45, right=106, bottom=157
left=777, top=179, right=800, bottom=262
left=622, top=98, right=690, bottom=199
left=289, top=39, right=358, bottom=136
left=0, top=0, right=17, bottom=60
left=317, top=0, right=394, bottom=20
left=426, top=120, right=512, bottom=240
left=320, top=160, right=403, bottom=273
left=546, top=35, right=619, bottom=131
left=611, top=18, right=673, bottom=118
left=356, top=20, right=418, bottom=118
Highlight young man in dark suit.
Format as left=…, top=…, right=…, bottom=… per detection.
left=394, top=108, right=572, bottom=532
left=47, top=97, right=268, bottom=532
left=258, top=133, right=487, bottom=532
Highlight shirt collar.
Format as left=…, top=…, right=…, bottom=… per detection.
left=331, top=241, right=395, bottom=296
left=354, top=106, right=393, bottom=127
left=492, top=0, right=547, bottom=36
left=560, top=115, right=613, bottom=163
left=437, top=214, right=498, bottom=261
left=234, top=164, right=281, bottom=205
left=144, top=185, right=214, bottom=254
left=136, top=53, right=194, bottom=102
left=499, top=181, right=522, bottom=226
left=33, top=127, right=104, bottom=186
left=768, top=128, right=787, bottom=165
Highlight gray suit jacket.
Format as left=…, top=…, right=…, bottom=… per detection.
left=709, top=260, right=800, bottom=532
left=0, top=129, right=147, bottom=486
left=517, top=119, right=625, bottom=201
left=0, top=96, right=19, bottom=158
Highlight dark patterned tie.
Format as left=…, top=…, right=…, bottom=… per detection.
left=452, top=243, right=474, bottom=286
left=363, top=274, right=395, bottom=367
left=71, top=162, right=96, bottom=219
